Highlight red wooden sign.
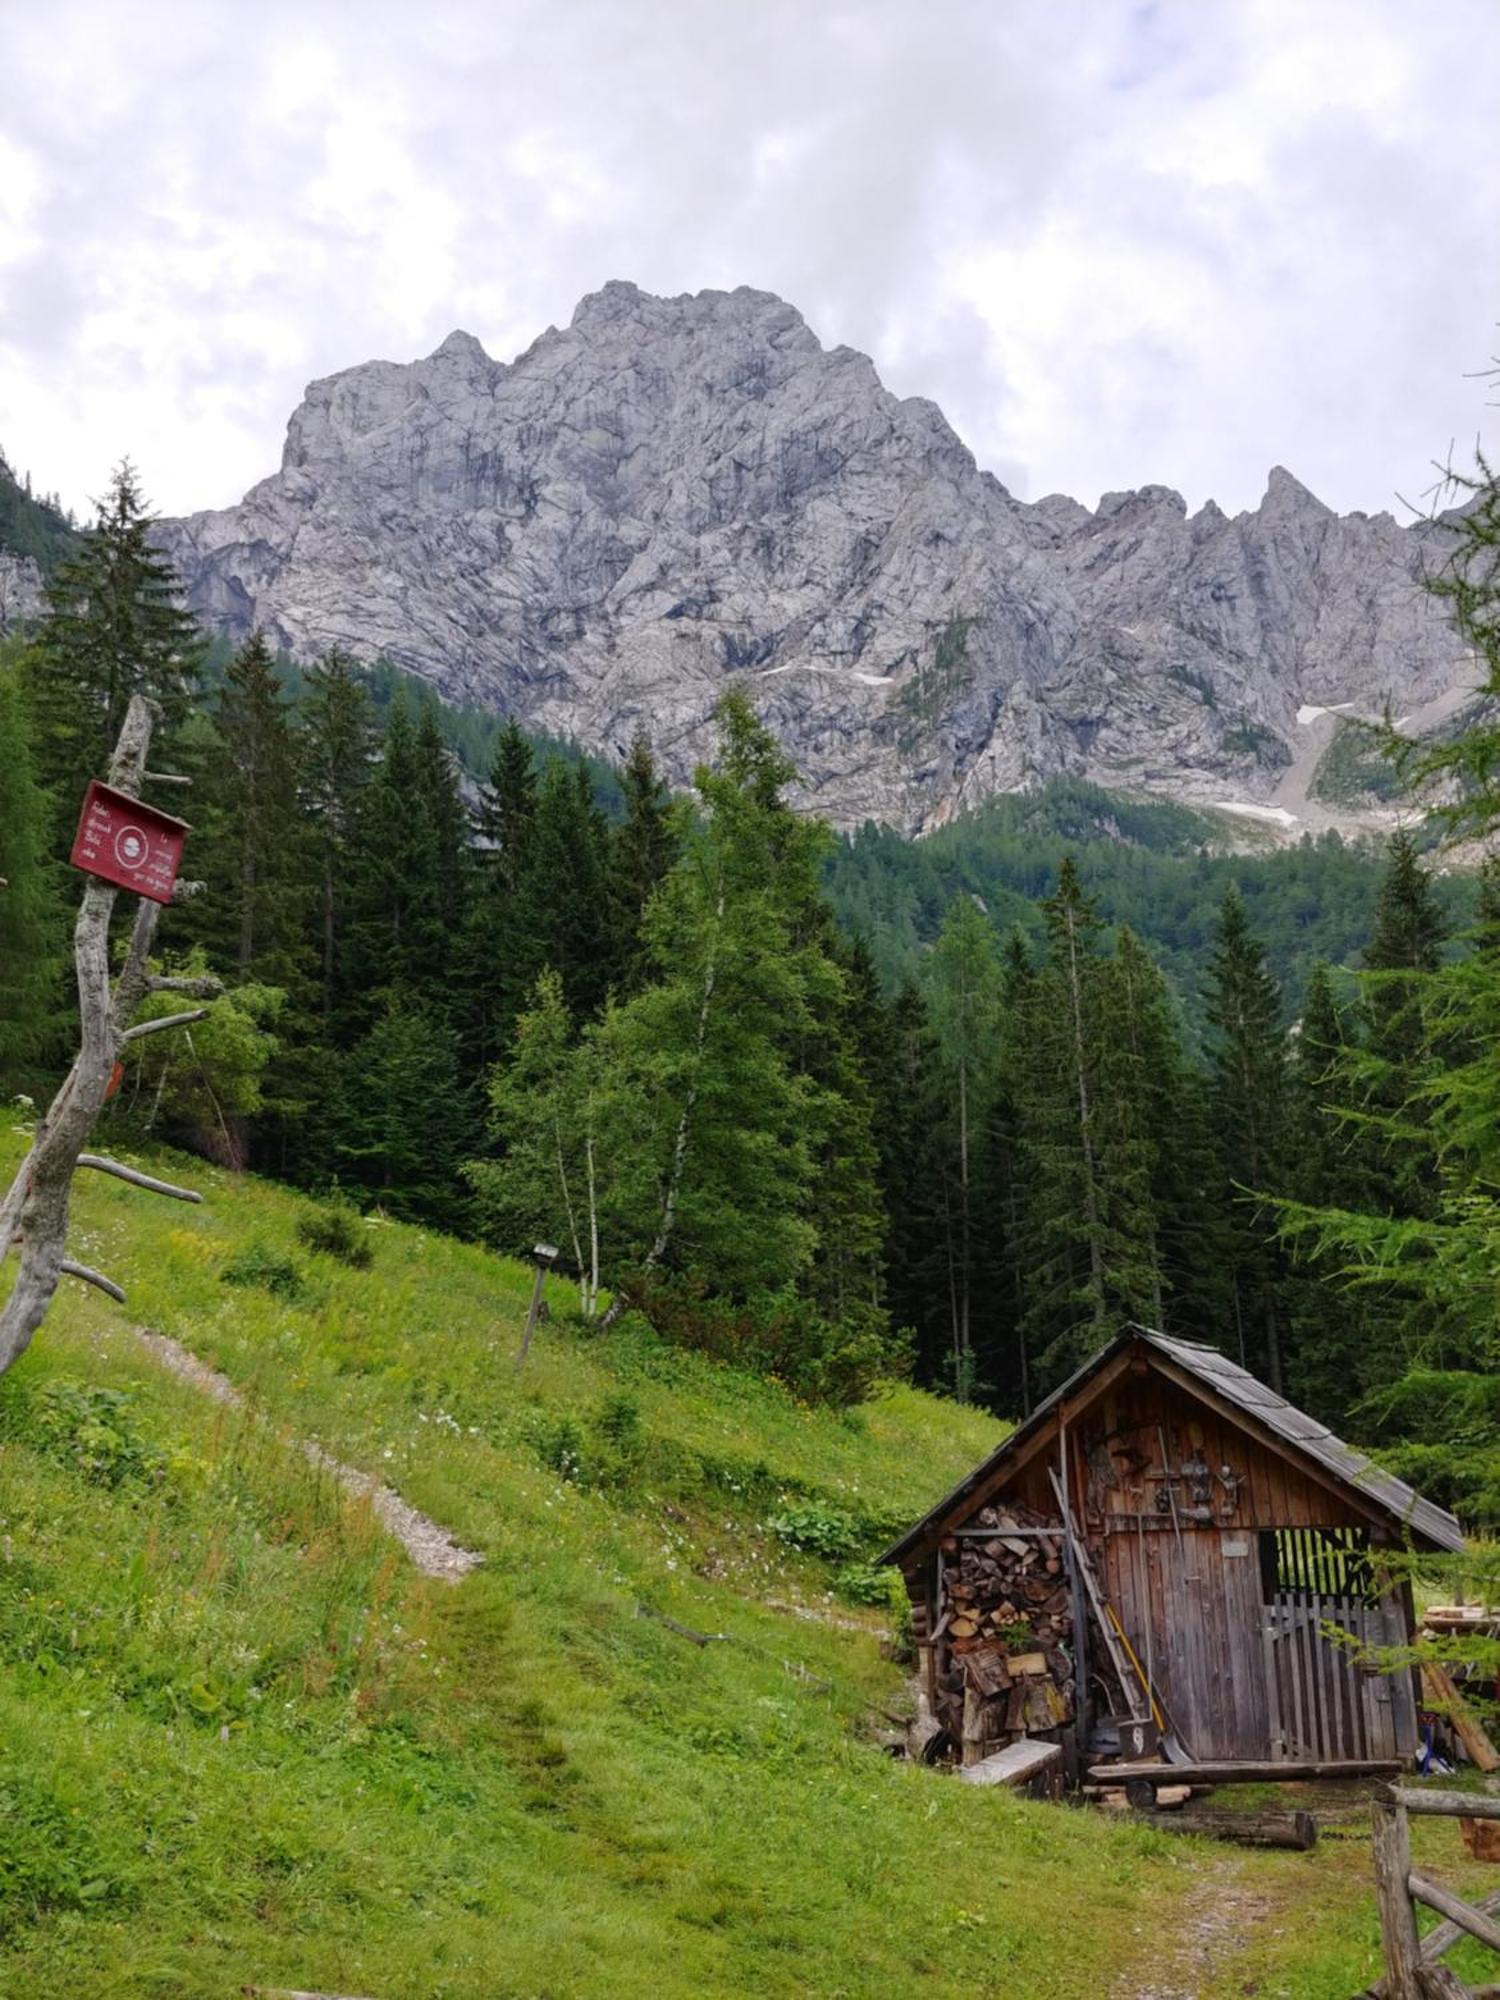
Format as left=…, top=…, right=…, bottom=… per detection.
left=69, top=781, right=189, bottom=905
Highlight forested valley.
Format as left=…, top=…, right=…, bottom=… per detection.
left=2, top=456, right=1497, bottom=1539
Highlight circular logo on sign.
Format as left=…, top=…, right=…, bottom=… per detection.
left=114, top=825, right=149, bottom=869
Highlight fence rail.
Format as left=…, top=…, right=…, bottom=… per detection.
left=1368, top=1785, right=1500, bottom=1999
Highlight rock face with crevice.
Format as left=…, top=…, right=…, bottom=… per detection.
left=156, top=281, right=1465, bottom=830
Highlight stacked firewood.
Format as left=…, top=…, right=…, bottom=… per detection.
left=935, top=1502, right=1075, bottom=1760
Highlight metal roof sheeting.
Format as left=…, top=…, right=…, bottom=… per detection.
left=882, top=1325, right=1465, bottom=1565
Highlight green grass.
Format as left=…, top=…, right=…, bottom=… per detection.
left=1, top=1120, right=1494, bottom=1997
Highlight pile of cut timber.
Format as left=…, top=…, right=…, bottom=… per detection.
left=936, top=1503, right=1074, bottom=1762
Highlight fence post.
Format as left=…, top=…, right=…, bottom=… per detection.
left=1372, top=1793, right=1422, bottom=1999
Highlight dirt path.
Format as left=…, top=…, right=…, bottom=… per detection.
left=134, top=1326, right=483, bottom=1582
left=1124, top=1853, right=1278, bottom=1999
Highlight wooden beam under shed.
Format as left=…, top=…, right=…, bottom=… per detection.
left=1090, top=1757, right=1402, bottom=1787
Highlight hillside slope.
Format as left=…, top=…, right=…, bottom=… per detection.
left=155, top=282, right=1466, bottom=833
left=0, top=1121, right=1481, bottom=1997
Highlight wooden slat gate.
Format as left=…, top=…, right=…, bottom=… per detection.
left=1262, top=1592, right=1417, bottom=1762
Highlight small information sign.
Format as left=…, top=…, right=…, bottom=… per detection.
left=69, top=781, right=189, bottom=905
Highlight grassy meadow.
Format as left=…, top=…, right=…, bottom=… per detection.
left=0, top=1118, right=1493, bottom=1998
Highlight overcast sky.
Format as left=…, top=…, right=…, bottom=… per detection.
left=1, top=0, right=1496, bottom=526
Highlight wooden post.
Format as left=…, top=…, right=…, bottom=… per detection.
left=0, top=697, right=215, bottom=1375
left=516, top=1265, right=547, bottom=1372
left=1372, top=1793, right=1422, bottom=1999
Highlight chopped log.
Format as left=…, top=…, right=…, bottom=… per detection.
left=1009, top=1651, right=1049, bottom=1677
left=1097, top=1758, right=1402, bottom=1787
left=1132, top=1808, right=1318, bottom=1850
left=949, top=1616, right=979, bottom=1639
left=960, top=1738, right=1063, bottom=1788
left=1421, top=1662, right=1500, bottom=1773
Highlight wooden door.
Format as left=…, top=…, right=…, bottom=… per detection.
left=1103, top=1525, right=1271, bottom=1760
left=1262, top=1592, right=1417, bottom=1760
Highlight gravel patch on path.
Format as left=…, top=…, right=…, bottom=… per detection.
left=134, top=1326, right=482, bottom=1582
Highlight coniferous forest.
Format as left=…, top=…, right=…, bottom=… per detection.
left=3, top=457, right=1498, bottom=1535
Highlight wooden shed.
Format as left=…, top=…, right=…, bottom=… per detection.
left=883, top=1328, right=1465, bottom=1783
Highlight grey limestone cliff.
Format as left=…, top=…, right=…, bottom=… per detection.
left=157, top=282, right=1467, bottom=830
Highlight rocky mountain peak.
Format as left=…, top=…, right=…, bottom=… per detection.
left=155, top=283, right=1465, bottom=833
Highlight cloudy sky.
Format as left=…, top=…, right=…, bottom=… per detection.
left=1, top=0, right=1496, bottom=525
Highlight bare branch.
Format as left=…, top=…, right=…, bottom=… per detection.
left=171, top=879, right=206, bottom=904
left=145, top=974, right=224, bottom=999
left=58, top=1259, right=126, bottom=1304
left=142, top=771, right=191, bottom=787
left=77, top=1154, right=203, bottom=1203
left=122, top=1008, right=209, bottom=1042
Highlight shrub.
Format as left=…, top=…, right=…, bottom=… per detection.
left=220, top=1240, right=313, bottom=1303
left=31, top=1382, right=165, bottom=1489
left=619, top=1276, right=909, bottom=1409
left=768, top=1502, right=860, bottom=1561
left=831, top=1559, right=892, bottom=1606
left=296, top=1200, right=374, bottom=1269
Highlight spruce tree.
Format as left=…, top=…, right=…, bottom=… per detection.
left=499, top=758, right=614, bottom=1028
left=0, top=654, right=62, bottom=1085
left=342, top=698, right=470, bottom=1020
left=1203, top=887, right=1290, bottom=1387
left=926, top=897, right=1003, bottom=1395
left=609, top=732, right=679, bottom=992
left=301, top=647, right=376, bottom=1018
left=191, top=632, right=312, bottom=992
left=26, top=461, right=201, bottom=801
left=327, top=1002, right=470, bottom=1225
left=474, top=717, right=537, bottom=893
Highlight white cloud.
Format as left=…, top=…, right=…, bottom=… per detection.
left=0, top=0, right=1495, bottom=524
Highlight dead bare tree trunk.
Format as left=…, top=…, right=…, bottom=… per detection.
left=0, top=695, right=216, bottom=1375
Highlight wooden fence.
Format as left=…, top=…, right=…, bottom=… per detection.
left=1369, top=1785, right=1500, bottom=1998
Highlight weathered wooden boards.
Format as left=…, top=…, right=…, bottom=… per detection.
left=1090, top=1757, right=1402, bottom=1787
left=959, top=1738, right=1063, bottom=1788
left=1422, top=1662, right=1500, bottom=1774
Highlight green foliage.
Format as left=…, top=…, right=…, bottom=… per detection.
left=295, top=1199, right=374, bottom=1268
left=19, top=1381, right=166, bottom=1490
left=768, top=1502, right=862, bottom=1560
left=219, top=1240, right=312, bottom=1304
left=0, top=652, right=62, bottom=1085
left=24, top=460, right=202, bottom=800
left=0, top=1769, right=133, bottom=1934
left=118, top=967, right=283, bottom=1157
left=0, top=450, right=77, bottom=577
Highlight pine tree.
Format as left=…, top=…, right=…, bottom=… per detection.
left=1203, top=887, right=1291, bottom=1387
left=0, top=653, right=62, bottom=1084
left=301, top=647, right=376, bottom=1018
left=26, top=461, right=201, bottom=801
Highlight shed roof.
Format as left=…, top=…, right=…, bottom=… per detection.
left=881, top=1326, right=1465, bottom=1565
